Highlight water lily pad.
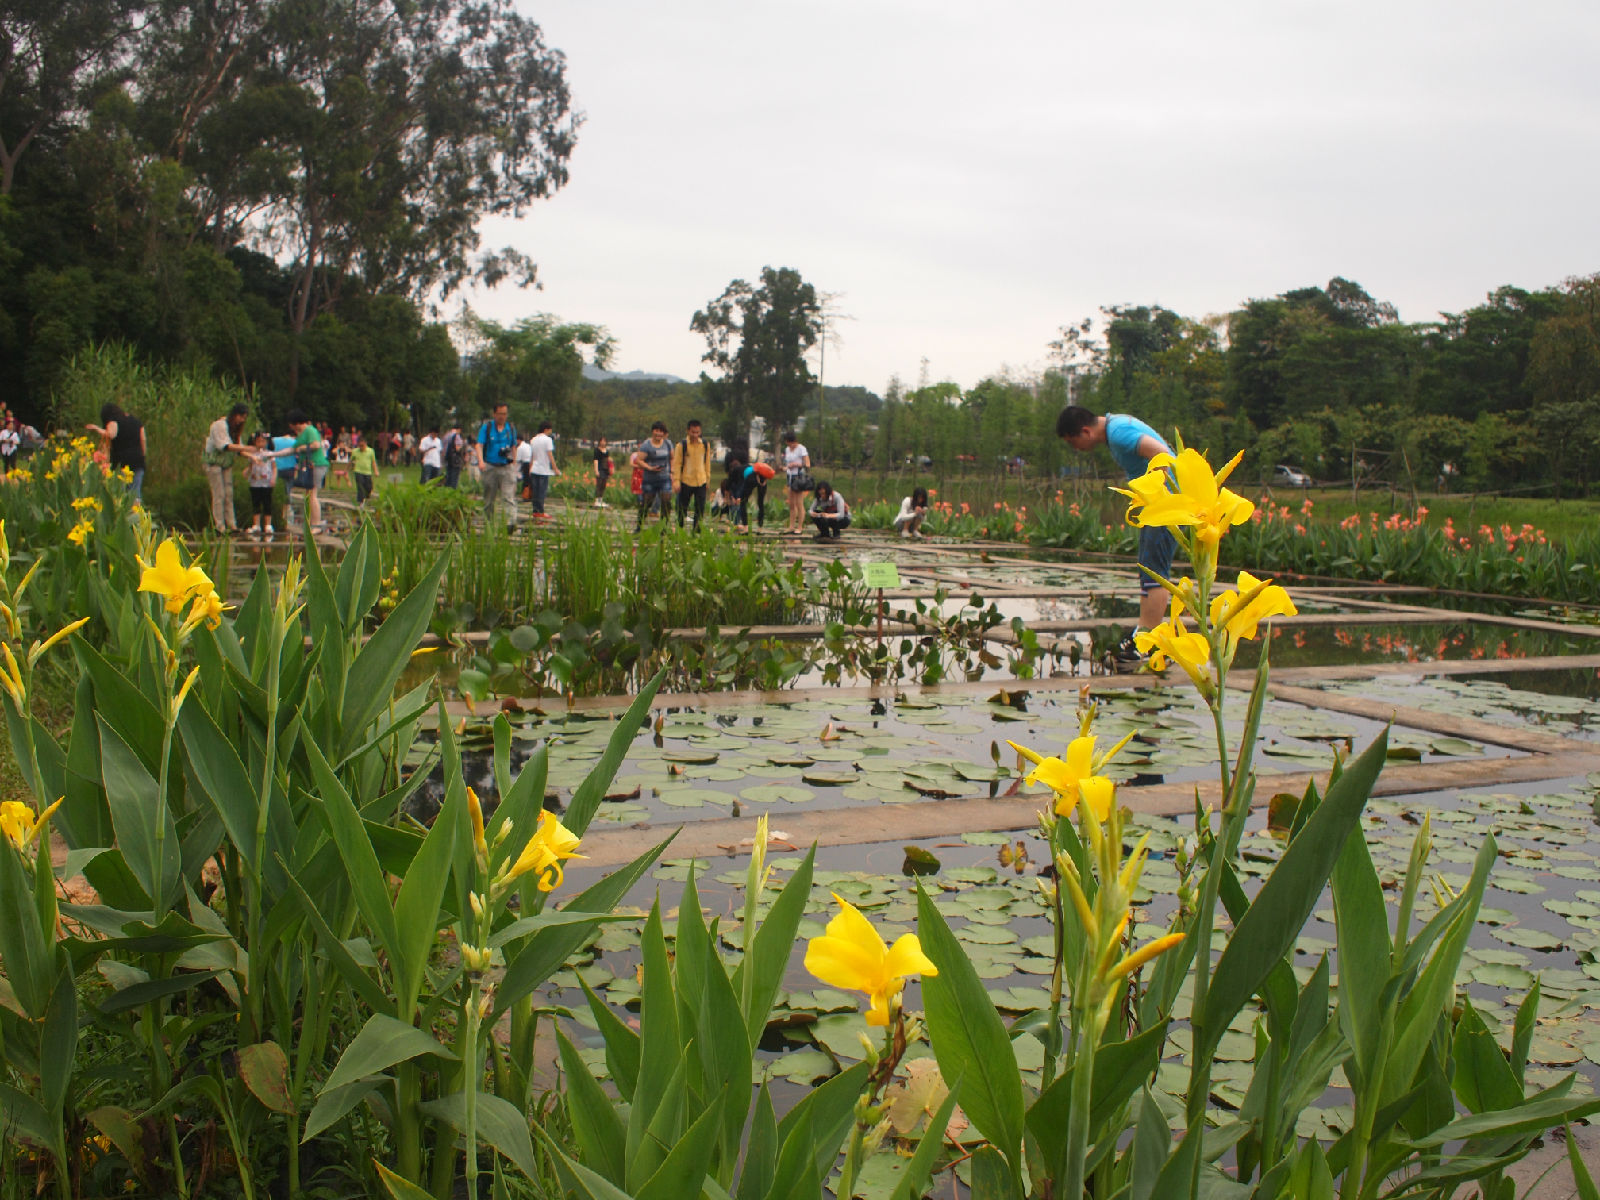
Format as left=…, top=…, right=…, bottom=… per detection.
left=802, top=771, right=859, bottom=786
left=740, top=784, right=814, bottom=804
left=663, top=749, right=720, bottom=764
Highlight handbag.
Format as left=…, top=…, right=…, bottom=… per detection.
left=791, top=468, right=814, bottom=492
left=292, top=465, right=314, bottom=490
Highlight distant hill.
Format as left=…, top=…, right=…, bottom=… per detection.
left=582, top=364, right=688, bottom=384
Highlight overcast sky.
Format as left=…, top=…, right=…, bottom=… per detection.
left=461, top=0, right=1600, bottom=393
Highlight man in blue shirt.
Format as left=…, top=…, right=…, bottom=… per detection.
left=475, top=402, right=519, bottom=532
left=1058, top=405, right=1175, bottom=671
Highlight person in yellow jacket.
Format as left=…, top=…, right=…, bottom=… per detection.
left=672, top=419, right=714, bottom=531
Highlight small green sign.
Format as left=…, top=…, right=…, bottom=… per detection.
left=860, top=562, right=901, bottom=589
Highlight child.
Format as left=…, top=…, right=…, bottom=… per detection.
left=246, top=430, right=279, bottom=537
left=350, top=438, right=377, bottom=505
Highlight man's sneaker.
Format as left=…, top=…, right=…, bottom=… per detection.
left=1112, top=631, right=1149, bottom=675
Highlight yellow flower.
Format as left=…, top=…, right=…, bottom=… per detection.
left=67, top=520, right=93, bottom=547
left=1008, top=735, right=1119, bottom=823
left=1135, top=609, right=1212, bottom=690
left=1208, top=570, right=1298, bottom=656
left=0, top=643, right=25, bottom=706
left=502, top=810, right=583, bottom=893
left=1114, top=447, right=1254, bottom=550
left=466, top=786, right=490, bottom=869
left=804, top=894, right=938, bottom=1026
left=1107, top=932, right=1186, bottom=982
left=71, top=496, right=101, bottom=512
left=138, top=540, right=215, bottom=615
left=181, top=588, right=228, bottom=633
left=0, top=797, right=63, bottom=852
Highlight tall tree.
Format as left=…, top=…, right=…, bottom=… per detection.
left=691, top=266, right=821, bottom=451
left=459, top=309, right=614, bottom=434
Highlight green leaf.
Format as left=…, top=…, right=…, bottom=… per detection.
left=1331, top=813, right=1389, bottom=1086
left=969, top=1145, right=1023, bottom=1199
left=580, top=977, right=640, bottom=1102
left=280, top=867, right=392, bottom=1014
left=633, top=1092, right=725, bottom=1200
left=303, top=736, right=400, bottom=967
left=735, top=844, right=815, bottom=1050
left=98, top=714, right=180, bottom=911
left=0, top=840, right=53, bottom=1018
left=304, top=1078, right=385, bottom=1142
left=98, top=969, right=222, bottom=1016
left=321, top=1015, right=457, bottom=1095
left=1451, top=998, right=1520, bottom=1115
left=1198, top=728, right=1388, bottom=1066
left=1028, top=1020, right=1170, bottom=1181
left=419, top=1091, right=539, bottom=1181
left=1129, top=1089, right=1169, bottom=1200
left=374, top=1162, right=437, bottom=1200
left=0, top=1081, right=56, bottom=1148
left=1406, top=1092, right=1600, bottom=1148
left=39, top=965, right=77, bottom=1121
left=736, top=1084, right=777, bottom=1200
left=339, top=545, right=451, bottom=760
left=917, top=885, right=1024, bottom=1175
left=492, top=833, right=676, bottom=1020
left=628, top=900, right=682, bottom=1174
left=1567, top=1124, right=1600, bottom=1200
left=565, top=670, right=665, bottom=837
left=773, top=1060, right=870, bottom=1186
left=557, top=1029, right=628, bottom=1187
left=390, top=744, right=459, bottom=1017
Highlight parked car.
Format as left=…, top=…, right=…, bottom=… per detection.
left=1274, top=464, right=1312, bottom=487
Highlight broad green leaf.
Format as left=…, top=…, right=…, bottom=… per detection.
left=633, top=1091, right=725, bottom=1200
left=1198, top=728, right=1388, bottom=1066
left=1406, top=1092, right=1600, bottom=1148
left=580, top=977, right=640, bottom=1101
left=736, top=1084, right=777, bottom=1200
left=1028, top=1020, right=1170, bottom=1182
left=390, top=745, right=460, bottom=1017
left=1568, top=1124, right=1600, bottom=1200
left=627, top=900, right=682, bottom=1174
left=969, top=1145, right=1023, bottom=1199
left=39, top=965, right=77, bottom=1121
left=1331, top=815, right=1388, bottom=1085
left=98, top=714, right=180, bottom=912
left=0, top=1081, right=56, bottom=1148
left=557, top=1029, right=628, bottom=1187
left=303, top=736, right=400, bottom=964
left=1451, top=998, right=1520, bottom=1115
left=178, top=700, right=272, bottom=881
left=321, top=1015, right=457, bottom=1095
left=1129, top=1089, right=1169, bottom=1200
left=734, top=843, right=816, bottom=1051
left=773, top=1060, right=870, bottom=1185
left=280, top=867, right=393, bottom=1014
left=374, top=1162, right=436, bottom=1200
left=492, top=833, right=676, bottom=1020
left=98, top=969, right=221, bottom=1016
left=339, top=545, right=450, bottom=760
left=917, top=885, right=1024, bottom=1177
left=418, top=1091, right=539, bottom=1181
left=0, top=840, right=53, bottom=1017
left=304, top=1078, right=385, bottom=1141
left=564, top=670, right=665, bottom=837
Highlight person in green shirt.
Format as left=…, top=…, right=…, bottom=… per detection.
left=271, top=409, right=330, bottom=531
left=350, top=440, right=377, bottom=505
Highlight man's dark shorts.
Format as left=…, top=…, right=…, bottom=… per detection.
left=1138, top=527, right=1176, bottom=592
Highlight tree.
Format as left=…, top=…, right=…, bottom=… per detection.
left=691, top=266, right=821, bottom=451
left=0, top=0, right=145, bottom=194
left=459, top=310, right=614, bottom=433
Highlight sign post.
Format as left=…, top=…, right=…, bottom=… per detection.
left=859, top=562, right=901, bottom=655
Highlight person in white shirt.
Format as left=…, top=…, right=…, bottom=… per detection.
left=418, top=429, right=443, bottom=484
left=0, top=419, right=19, bottom=474
left=781, top=430, right=811, bottom=534
left=894, top=488, right=929, bottom=539
left=514, top=435, right=533, bottom=499
left=527, top=421, right=558, bottom=519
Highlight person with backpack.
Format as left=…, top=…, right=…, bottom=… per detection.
left=672, top=419, right=712, bottom=531
left=721, top=454, right=776, bottom=534
left=443, top=422, right=467, bottom=488
left=476, top=403, right=519, bottom=531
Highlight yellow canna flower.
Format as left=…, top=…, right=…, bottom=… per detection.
left=0, top=797, right=63, bottom=852
left=71, top=496, right=101, bottom=512
left=1009, top=735, right=1118, bottom=823
left=138, top=540, right=215, bottom=615
left=1107, top=932, right=1186, bottom=982
left=804, top=894, right=938, bottom=1026
left=466, top=786, right=490, bottom=869
left=502, top=810, right=584, bottom=893
left=67, top=520, right=93, bottom=547
left=180, top=588, right=228, bottom=634
left=1207, top=570, right=1298, bottom=657
left=1135, top=608, right=1212, bottom=690
left=1113, top=446, right=1254, bottom=551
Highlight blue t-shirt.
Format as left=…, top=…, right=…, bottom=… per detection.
left=477, top=419, right=518, bottom=466
left=1105, top=414, right=1170, bottom=480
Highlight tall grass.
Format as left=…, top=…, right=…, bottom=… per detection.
left=49, top=342, right=249, bottom=494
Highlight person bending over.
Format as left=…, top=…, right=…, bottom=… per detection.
left=809, top=481, right=850, bottom=540
left=1057, top=405, right=1174, bottom=672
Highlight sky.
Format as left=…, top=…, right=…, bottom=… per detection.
left=457, top=0, right=1600, bottom=393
